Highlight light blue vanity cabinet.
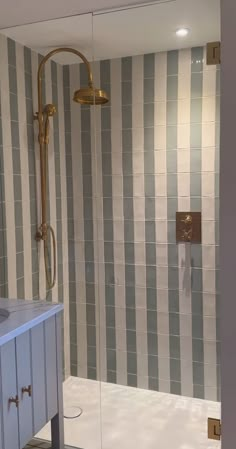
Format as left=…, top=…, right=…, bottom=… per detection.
left=0, top=299, right=64, bottom=449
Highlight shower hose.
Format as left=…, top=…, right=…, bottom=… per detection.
left=44, top=224, right=56, bottom=289
left=43, top=142, right=56, bottom=290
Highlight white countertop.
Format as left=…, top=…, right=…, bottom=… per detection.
left=0, top=298, right=63, bottom=346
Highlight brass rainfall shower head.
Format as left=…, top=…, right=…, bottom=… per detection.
left=73, top=86, right=109, bottom=105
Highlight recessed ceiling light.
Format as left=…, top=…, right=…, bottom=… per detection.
left=176, top=28, right=189, bottom=37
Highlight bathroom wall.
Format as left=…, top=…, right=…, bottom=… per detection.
left=65, top=47, right=220, bottom=401
left=0, top=33, right=71, bottom=376
left=0, top=34, right=220, bottom=400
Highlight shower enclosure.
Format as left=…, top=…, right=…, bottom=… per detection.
left=0, top=1, right=221, bottom=448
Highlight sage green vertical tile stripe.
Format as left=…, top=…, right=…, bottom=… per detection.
left=24, top=47, right=38, bottom=299
left=144, top=53, right=158, bottom=390
left=167, top=50, right=181, bottom=395
left=51, top=60, right=64, bottom=303
left=80, top=63, right=97, bottom=381
left=8, top=38, right=25, bottom=299
left=0, top=92, right=8, bottom=297
left=190, top=47, right=204, bottom=399
left=122, top=56, right=137, bottom=388
left=215, top=67, right=221, bottom=401
left=100, top=59, right=117, bottom=384
left=63, top=65, right=77, bottom=376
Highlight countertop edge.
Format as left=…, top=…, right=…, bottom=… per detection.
left=0, top=303, right=64, bottom=346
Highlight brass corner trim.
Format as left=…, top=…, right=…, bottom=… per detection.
left=208, top=418, right=221, bottom=441
left=207, top=41, right=221, bottom=65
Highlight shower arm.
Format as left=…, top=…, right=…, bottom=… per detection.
left=36, top=47, right=93, bottom=241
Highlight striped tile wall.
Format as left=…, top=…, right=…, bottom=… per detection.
left=64, top=46, right=220, bottom=401
left=0, top=33, right=71, bottom=378
left=0, top=33, right=220, bottom=400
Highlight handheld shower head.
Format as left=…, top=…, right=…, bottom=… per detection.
left=44, top=104, right=57, bottom=116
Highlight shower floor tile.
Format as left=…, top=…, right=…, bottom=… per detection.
left=25, top=438, right=80, bottom=448
left=36, top=376, right=221, bottom=449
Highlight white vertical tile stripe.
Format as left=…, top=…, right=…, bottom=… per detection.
left=45, top=61, right=58, bottom=303
left=95, top=65, right=107, bottom=382
left=155, top=52, right=167, bottom=153
left=154, top=51, right=170, bottom=393
left=177, top=47, right=191, bottom=176
left=0, top=34, right=17, bottom=297
left=155, top=52, right=168, bottom=267
left=111, top=58, right=127, bottom=385
left=31, top=50, right=46, bottom=299
left=132, top=55, right=148, bottom=388
left=70, top=64, right=87, bottom=378
left=177, top=49, right=193, bottom=398
left=57, top=63, right=70, bottom=376
left=15, top=42, right=33, bottom=300
left=178, top=49, right=191, bottom=208
left=91, top=60, right=105, bottom=382
left=202, top=61, right=217, bottom=401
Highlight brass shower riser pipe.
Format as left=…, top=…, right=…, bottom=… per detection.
left=36, top=48, right=94, bottom=242
left=35, top=46, right=109, bottom=290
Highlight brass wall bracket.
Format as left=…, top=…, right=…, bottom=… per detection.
left=176, top=212, right=201, bottom=243
left=208, top=418, right=221, bottom=441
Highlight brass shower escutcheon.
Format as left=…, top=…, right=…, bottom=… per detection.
left=35, top=47, right=109, bottom=290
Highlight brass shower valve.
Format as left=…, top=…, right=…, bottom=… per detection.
left=176, top=212, right=202, bottom=243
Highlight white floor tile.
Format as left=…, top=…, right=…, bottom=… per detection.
left=37, top=376, right=220, bottom=449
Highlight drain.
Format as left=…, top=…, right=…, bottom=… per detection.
left=64, top=405, right=83, bottom=420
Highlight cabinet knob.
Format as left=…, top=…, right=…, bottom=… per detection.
left=22, top=385, right=32, bottom=397
left=9, top=395, right=19, bottom=408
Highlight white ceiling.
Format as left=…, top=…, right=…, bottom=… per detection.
left=0, top=0, right=159, bottom=29
left=1, top=0, right=220, bottom=64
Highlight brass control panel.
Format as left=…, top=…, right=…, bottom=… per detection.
left=176, top=212, right=201, bottom=243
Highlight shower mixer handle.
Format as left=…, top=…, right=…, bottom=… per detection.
left=181, top=214, right=193, bottom=225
